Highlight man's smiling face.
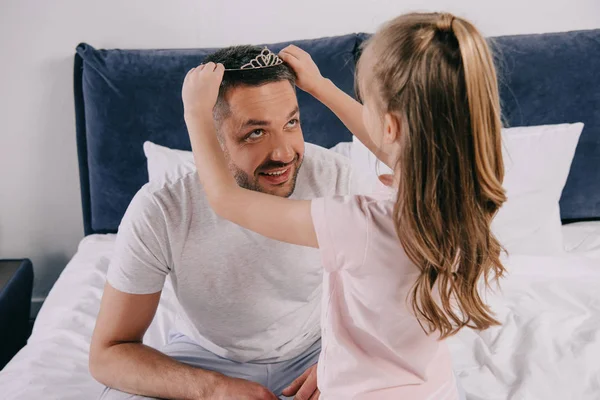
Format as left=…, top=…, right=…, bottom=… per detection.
left=217, top=80, right=304, bottom=198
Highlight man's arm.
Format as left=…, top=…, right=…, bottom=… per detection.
left=89, top=283, right=219, bottom=399
left=89, top=283, right=278, bottom=400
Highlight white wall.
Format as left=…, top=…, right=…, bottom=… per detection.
left=1, top=0, right=599, bottom=308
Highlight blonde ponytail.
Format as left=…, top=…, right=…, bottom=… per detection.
left=452, top=17, right=506, bottom=211
left=360, top=12, right=506, bottom=338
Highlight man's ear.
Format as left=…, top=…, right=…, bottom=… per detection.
left=383, top=113, right=400, bottom=145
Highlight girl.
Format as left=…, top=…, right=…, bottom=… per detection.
left=182, top=12, right=505, bottom=400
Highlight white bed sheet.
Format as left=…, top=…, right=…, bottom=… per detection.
left=1, top=229, right=599, bottom=400
left=0, top=234, right=177, bottom=399
left=562, top=221, right=600, bottom=260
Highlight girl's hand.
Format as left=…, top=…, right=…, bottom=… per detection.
left=182, top=62, right=225, bottom=119
left=279, top=45, right=326, bottom=95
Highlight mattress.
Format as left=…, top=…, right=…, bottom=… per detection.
left=0, top=224, right=599, bottom=399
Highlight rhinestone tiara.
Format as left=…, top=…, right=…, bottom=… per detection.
left=224, top=47, right=284, bottom=71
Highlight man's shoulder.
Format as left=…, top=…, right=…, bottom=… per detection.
left=296, top=143, right=353, bottom=197
left=139, top=170, right=202, bottom=201
left=126, top=171, right=204, bottom=223
left=303, top=142, right=352, bottom=172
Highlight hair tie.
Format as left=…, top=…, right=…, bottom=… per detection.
left=437, top=13, right=456, bottom=32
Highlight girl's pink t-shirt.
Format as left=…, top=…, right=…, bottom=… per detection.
left=311, top=195, right=458, bottom=400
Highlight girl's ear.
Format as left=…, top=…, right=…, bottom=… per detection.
left=378, top=174, right=394, bottom=187
left=383, top=112, right=400, bottom=144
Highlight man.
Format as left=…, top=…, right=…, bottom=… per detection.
left=90, top=45, right=354, bottom=400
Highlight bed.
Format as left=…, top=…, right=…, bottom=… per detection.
left=1, top=29, right=599, bottom=399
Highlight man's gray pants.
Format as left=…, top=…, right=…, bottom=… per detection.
left=99, top=332, right=321, bottom=400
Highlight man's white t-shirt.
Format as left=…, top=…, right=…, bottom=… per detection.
left=106, top=143, right=354, bottom=363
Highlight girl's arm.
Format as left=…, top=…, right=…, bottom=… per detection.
left=182, top=62, right=318, bottom=248
left=279, top=45, right=394, bottom=168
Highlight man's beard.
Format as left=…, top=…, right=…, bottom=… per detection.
left=231, top=155, right=303, bottom=198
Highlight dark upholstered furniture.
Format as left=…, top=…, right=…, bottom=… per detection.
left=0, top=259, right=33, bottom=370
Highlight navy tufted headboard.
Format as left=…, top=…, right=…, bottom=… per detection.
left=490, top=30, right=600, bottom=222
left=74, top=29, right=600, bottom=235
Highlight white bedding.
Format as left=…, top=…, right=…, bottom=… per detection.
left=1, top=228, right=599, bottom=399
left=0, top=235, right=178, bottom=399
left=562, top=221, right=600, bottom=260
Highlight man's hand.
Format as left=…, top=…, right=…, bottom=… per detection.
left=282, top=364, right=320, bottom=400
left=212, top=375, right=278, bottom=400
left=279, top=45, right=326, bottom=96
left=182, top=62, right=225, bottom=119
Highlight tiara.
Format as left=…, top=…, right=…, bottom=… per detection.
left=224, top=47, right=283, bottom=71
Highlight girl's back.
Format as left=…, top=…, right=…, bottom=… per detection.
left=313, top=194, right=458, bottom=399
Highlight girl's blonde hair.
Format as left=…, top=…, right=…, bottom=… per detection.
left=359, top=12, right=507, bottom=338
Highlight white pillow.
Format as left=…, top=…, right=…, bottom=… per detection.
left=350, top=123, right=584, bottom=256
left=351, top=137, right=393, bottom=181
left=561, top=221, right=600, bottom=260
left=494, top=123, right=583, bottom=255
left=143, top=141, right=195, bottom=185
